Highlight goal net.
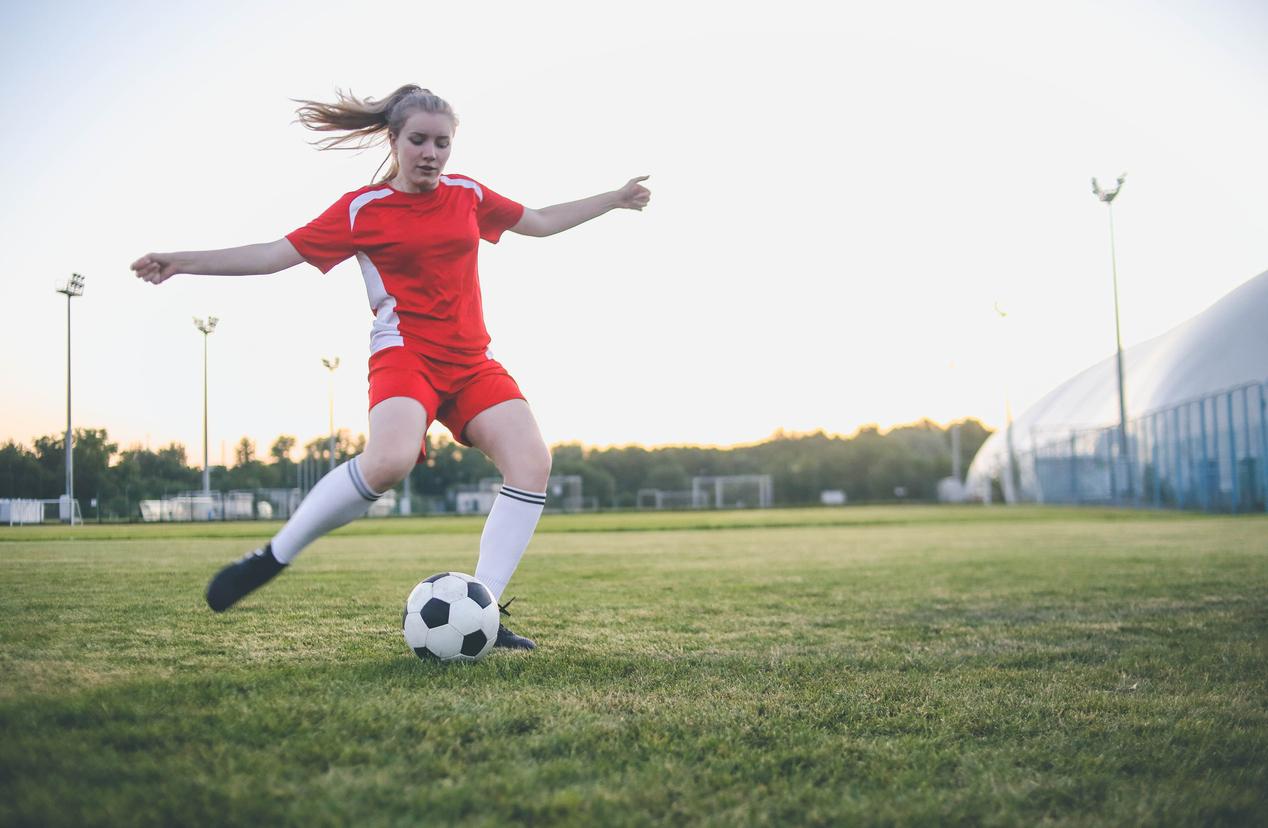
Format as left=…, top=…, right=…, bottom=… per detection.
left=691, top=475, right=774, bottom=509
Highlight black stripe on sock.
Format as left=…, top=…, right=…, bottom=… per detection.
left=348, top=459, right=382, bottom=502
left=500, top=484, right=546, bottom=502
left=499, top=489, right=546, bottom=506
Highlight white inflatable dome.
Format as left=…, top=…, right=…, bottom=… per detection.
left=968, top=269, right=1268, bottom=502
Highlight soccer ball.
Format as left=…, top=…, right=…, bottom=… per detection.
left=402, top=572, right=500, bottom=662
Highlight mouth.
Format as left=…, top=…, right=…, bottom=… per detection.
left=417, top=165, right=437, bottom=174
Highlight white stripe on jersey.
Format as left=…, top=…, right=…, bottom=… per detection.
left=438, top=176, right=483, bottom=201
left=349, top=188, right=393, bottom=231
left=355, top=251, right=404, bottom=353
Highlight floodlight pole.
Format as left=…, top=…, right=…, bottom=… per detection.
left=55, top=273, right=85, bottom=524
left=994, top=302, right=1020, bottom=502
left=322, top=357, right=340, bottom=472
left=194, top=316, right=219, bottom=494
left=1092, top=173, right=1132, bottom=497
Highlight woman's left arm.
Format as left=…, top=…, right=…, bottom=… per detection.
left=510, top=176, right=650, bottom=238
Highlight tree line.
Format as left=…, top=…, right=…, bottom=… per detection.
left=0, top=419, right=991, bottom=519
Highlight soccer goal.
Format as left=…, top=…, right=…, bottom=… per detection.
left=691, top=475, right=774, bottom=509
left=0, top=497, right=85, bottom=525
left=546, top=474, right=589, bottom=512
left=1, top=499, right=43, bottom=525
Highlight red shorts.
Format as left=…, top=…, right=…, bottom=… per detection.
left=367, top=347, right=525, bottom=461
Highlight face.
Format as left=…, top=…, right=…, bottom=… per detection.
left=390, top=110, right=454, bottom=191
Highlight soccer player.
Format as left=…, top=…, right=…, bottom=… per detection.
left=131, top=85, right=650, bottom=650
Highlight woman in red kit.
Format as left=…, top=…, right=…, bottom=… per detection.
left=131, top=85, right=650, bottom=649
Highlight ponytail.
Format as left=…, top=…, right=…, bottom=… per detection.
left=294, top=85, right=458, bottom=182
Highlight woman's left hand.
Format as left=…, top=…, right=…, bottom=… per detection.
left=613, top=176, right=651, bottom=211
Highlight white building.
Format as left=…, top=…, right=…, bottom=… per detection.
left=967, top=270, right=1268, bottom=510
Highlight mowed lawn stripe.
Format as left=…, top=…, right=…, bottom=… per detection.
left=1, top=510, right=1265, bottom=826
left=0, top=504, right=1210, bottom=544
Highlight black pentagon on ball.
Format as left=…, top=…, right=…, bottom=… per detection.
left=461, top=630, right=488, bottom=657
left=420, top=597, right=450, bottom=628
left=466, top=580, right=493, bottom=609
left=424, top=572, right=449, bottom=584
left=402, top=605, right=408, bottom=629
left=413, top=646, right=440, bottom=661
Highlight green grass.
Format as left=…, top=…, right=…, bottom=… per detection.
left=1, top=506, right=1265, bottom=826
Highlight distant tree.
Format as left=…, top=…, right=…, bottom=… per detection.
left=302, top=429, right=363, bottom=466
left=0, top=441, right=47, bottom=499
left=235, top=438, right=256, bottom=466
left=269, top=435, right=296, bottom=463
left=28, top=429, right=118, bottom=504
left=643, top=462, right=690, bottom=492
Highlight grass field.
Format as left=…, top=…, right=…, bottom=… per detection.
left=2, top=506, right=1266, bottom=826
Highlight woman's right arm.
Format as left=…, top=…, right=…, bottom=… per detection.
left=131, top=238, right=305, bottom=284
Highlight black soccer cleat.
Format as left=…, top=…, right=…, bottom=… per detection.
left=205, top=544, right=286, bottom=612
left=494, top=597, right=536, bottom=650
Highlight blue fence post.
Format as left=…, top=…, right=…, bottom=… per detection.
left=1227, top=391, right=1239, bottom=513
left=1152, top=412, right=1162, bottom=507
left=1069, top=431, right=1078, bottom=504
left=1173, top=406, right=1183, bottom=509
left=1199, top=400, right=1211, bottom=511
left=1107, top=428, right=1118, bottom=504
left=1247, top=385, right=1257, bottom=507
left=1259, top=383, right=1268, bottom=513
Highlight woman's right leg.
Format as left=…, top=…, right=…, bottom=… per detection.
left=270, top=396, right=426, bottom=561
left=205, top=397, right=426, bottom=612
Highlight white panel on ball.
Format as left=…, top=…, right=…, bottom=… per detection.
left=402, top=613, right=429, bottom=648
left=448, top=599, right=484, bottom=635
left=405, top=582, right=434, bottom=613
left=480, top=607, right=500, bottom=639
left=427, top=625, right=463, bottom=658
left=433, top=575, right=468, bottom=603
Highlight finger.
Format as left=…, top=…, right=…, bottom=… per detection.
left=130, top=255, right=152, bottom=270
left=631, top=175, right=650, bottom=183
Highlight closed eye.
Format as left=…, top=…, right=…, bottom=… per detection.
left=408, top=133, right=451, bottom=147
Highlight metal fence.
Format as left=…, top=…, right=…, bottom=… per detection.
left=1019, top=381, right=1268, bottom=512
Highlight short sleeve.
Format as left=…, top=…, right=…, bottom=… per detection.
left=473, top=181, right=525, bottom=244
left=286, top=193, right=356, bottom=273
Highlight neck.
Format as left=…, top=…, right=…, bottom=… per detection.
left=389, top=175, right=439, bottom=193
left=390, top=176, right=420, bottom=193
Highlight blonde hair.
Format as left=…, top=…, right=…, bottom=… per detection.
left=294, top=85, right=458, bottom=183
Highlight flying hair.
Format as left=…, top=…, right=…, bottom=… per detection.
left=293, top=85, right=458, bottom=182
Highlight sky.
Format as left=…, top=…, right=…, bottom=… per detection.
left=2, top=0, right=1267, bottom=464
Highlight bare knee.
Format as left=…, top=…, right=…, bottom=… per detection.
left=357, top=443, right=417, bottom=493
left=500, top=441, right=552, bottom=492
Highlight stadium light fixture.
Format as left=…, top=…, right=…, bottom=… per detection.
left=322, top=357, right=341, bottom=472
left=193, top=316, right=219, bottom=494
left=55, top=274, right=86, bottom=523
left=1091, top=173, right=1132, bottom=497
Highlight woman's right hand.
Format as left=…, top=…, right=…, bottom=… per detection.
left=131, top=253, right=181, bottom=285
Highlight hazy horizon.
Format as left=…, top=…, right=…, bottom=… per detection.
left=4, top=0, right=1266, bottom=458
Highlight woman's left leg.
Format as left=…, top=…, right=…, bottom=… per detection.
left=464, top=398, right=552, bottom=601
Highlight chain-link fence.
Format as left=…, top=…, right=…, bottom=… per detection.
left=1016, top=381, right=1268, bottom=512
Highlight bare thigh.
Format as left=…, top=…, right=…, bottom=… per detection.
left=359, top=396, right=427, bottom=492
left=464, top=399, right=552, bottom=492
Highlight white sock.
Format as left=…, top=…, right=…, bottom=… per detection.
left=270, top=457, right=383, bottom=564
left=474, top=484, right=546, bottom=600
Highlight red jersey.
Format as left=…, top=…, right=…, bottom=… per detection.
left=287, top=175, right=525, bottom=361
